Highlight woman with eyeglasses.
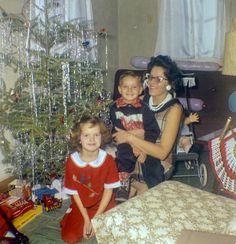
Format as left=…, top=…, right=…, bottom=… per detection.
left=113, top=55, right=183, bottom=185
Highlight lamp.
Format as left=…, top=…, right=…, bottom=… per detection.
left=222, top=18, right=236, bottom=76
left=222, top=18, right=236, bottom=113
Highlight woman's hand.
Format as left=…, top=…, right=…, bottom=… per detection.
left=137, top=152, right=147, bottom=163
left=132, top=145, right=142, bottom=157
left=83, top=219, right=95, bottom=239
left=129, top=129, right=145, bottom=139
left=112, top=127, right=130, bottom=144
left=113, top=128, right=144, bottom=145
left=73, top=195, right=94, bottom=239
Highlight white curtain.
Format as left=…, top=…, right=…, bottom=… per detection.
left=32, top=0, right=95, bottom=60
left=155, top=0, right=226, bottom=60
left=64, top=0, right=93, bottom=22
left=34, top=0, right=93, bottom=23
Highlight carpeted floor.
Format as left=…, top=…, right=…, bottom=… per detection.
left=21, top=200, right=70, bottom=244
left=20, top=199, right=97, bottom=244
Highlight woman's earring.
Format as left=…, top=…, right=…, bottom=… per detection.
left=143, top=73, right=150, bottom=89
left=166, top=85, right=171, bottom=91
left=143, top=78, right=148, bottom=89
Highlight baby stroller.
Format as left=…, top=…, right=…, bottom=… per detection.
left=172, top=135, right=208, bottom=187
left=171, top=74, right=208, bottom=187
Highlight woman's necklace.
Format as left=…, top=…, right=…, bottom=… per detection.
left=149, top=93, right=173, bottom=112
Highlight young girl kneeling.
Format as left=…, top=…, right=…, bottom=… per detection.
left=61, top=115, right=120, bottom=243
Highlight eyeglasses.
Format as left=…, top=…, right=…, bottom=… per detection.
left=147, top=74, right=168, bottom=83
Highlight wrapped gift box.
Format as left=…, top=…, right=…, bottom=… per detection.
left=13, top=204, right=43, bottom=229
left=8, top=179, right=31, bottom=200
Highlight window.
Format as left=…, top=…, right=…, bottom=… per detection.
left=33, top=0, right=93, bottom=22
left=155, top=0, right=226, bottom=61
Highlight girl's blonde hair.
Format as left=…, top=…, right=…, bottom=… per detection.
left=69, top=115, right=112, bottom=153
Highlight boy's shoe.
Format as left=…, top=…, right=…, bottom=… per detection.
left=115, top=172, right=131, bottom=202
left=164, top=165, right=174, bottom=180
left=115, top=187, right=129, bottom=202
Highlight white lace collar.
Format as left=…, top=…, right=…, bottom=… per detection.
left=71, top=149, right=107, bottom=168
left=149, top=93, right=173, bottom=112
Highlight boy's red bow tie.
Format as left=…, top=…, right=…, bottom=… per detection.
left=115, top=97, right=142, bottom=108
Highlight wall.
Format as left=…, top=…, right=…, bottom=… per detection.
left=0, top=0, right=26, bottom=13
left=91, top=0, right=119, bottom=92
left=118, top=0, right=158, bottom=69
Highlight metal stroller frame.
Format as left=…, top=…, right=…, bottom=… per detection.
left=172, top=146, right=208, bottom=187
left=171, top=73, right=208, bottom=187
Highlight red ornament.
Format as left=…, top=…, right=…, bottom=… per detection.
left=59, top=116, right=64, bottom=124
left=69, top=108, right=75, bottom=113
left=98, top=28, right=107, bottom=36
left=96, top=99, right=103, bottom=106
left=99, top=27, right=107, bottom=33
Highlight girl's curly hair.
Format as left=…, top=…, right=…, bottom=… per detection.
left=68, top=115, right=112, bottom=153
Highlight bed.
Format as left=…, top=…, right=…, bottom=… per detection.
left=92, top=180, right=236, bottom=244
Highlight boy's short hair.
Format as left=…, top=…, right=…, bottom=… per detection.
left=119, top=70, right=142, bottom=85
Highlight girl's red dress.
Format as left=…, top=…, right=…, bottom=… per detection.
left=60, top=149, right=120, bottom=243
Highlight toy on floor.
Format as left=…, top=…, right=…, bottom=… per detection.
left=42, top=194, right=62, bottom=211
left=0, top=193, right=35, bottom=220
left=32, top=186, right=58, bottom=203
left=0, top=205, right=29, bottom=243
left=8, top=179, right=32, bottom=201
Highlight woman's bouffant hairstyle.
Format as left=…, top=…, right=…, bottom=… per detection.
left=147, top=55, right=183, bottom=91
left=68, top=114, right=112, bottom=153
